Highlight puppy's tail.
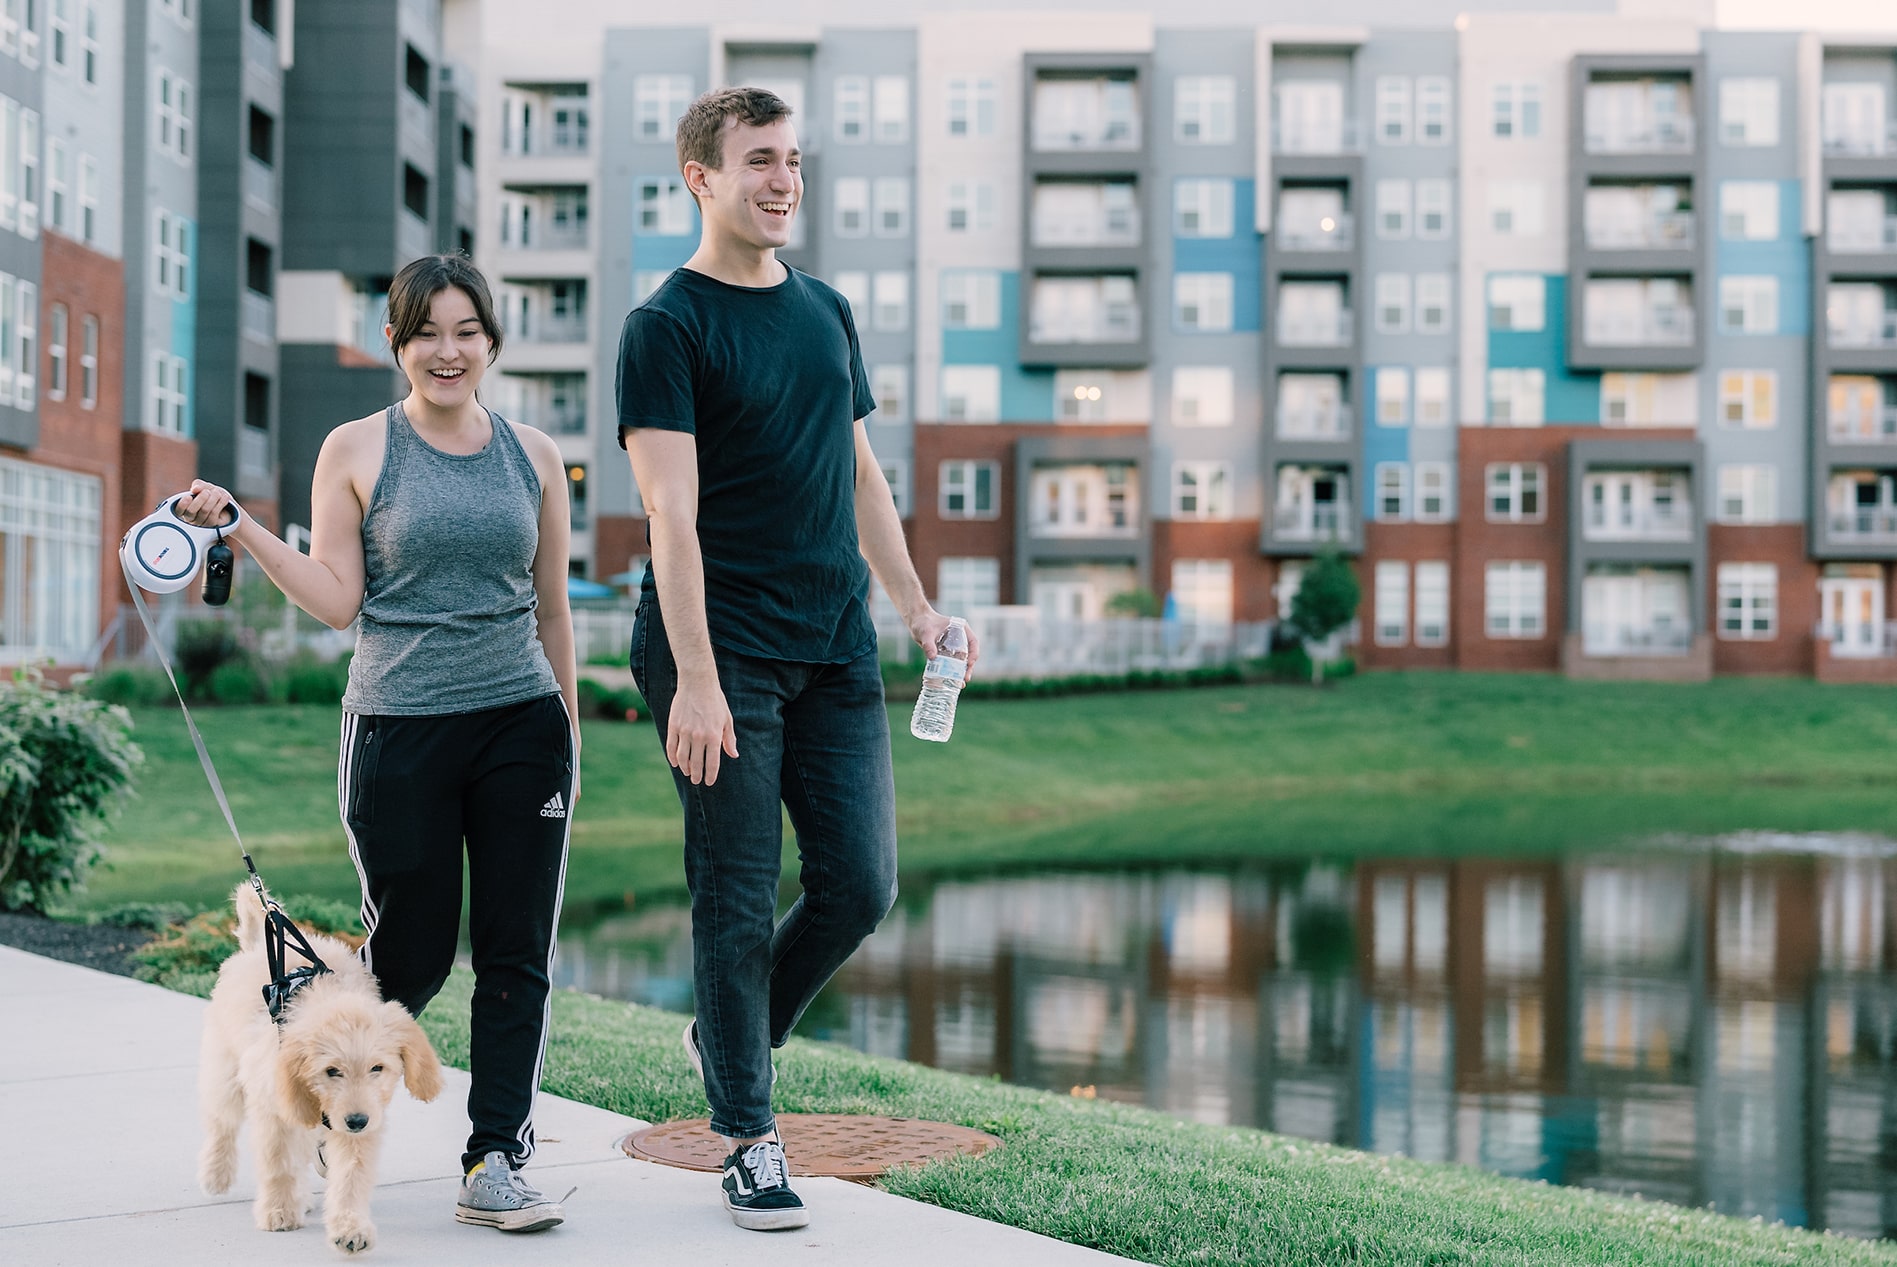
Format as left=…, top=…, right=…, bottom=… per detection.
left=231, top=881, right=268, bottom=954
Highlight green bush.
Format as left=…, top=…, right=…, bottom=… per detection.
left=959, top=664, right=1245, bottom=701
left=577, top=677, right=648, bottom=721
left=82, top=665, right=179, bottom=707
left=209, top=660, right=268, bottom=704
left=174, top=621, right=246, bottom=700
left=0, top=672, right=142, bottom=913
left=283, top=656, right=349, bottom=705
left=1255, top=643, right=1314, bottom=683
left=1104, top=588, right=1161, bottom=618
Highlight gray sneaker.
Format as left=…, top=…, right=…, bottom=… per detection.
left=454, top=1151, right=564, bottom=1233
left=683, top=1019, right=777, bottom=1088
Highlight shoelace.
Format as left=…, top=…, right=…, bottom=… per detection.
left=742, top=1141, right=787, bottom=1189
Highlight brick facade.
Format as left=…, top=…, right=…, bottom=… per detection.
left=1452, top=428, right=1582, bottom=673
left=1707, top=523, right=1819, bottom=677
left=1359, top=522, right=1458, bottom=671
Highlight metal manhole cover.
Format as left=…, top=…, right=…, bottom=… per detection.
left=622, top=1114, right=1000, bottom=1180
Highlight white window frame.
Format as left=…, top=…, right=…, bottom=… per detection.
left=833, top=176, right=869, bottom=237
left=1492, top=82, right=1543, bottom=140
left=1171, top=366, right=1234, bottom=427
left=945, top=181, right=995, bottom=233
left=945, top=76, right=997, bottom=138
left=1718, top=370, right=1777, bottom=429
left=1171, top=460, right=1232, bottom=520
left=940, top=460, right=1000, bottom=520
left=1488, top=274, right=1546, bottom=331
left=16, top=107, right=35, bottom=238
left=1174, top=272, right=1234, bottom=333
left=13, top=279, right=32, bottom=406
left=46, top=301, right=65, bottom=401
left=1375, top=273, right=1410, bottom=334
left=834, top=76, right=869, bottom=143
left=1718, top=276, right=1778, bottom=334
left=149, top=351, right=187, bottom=434
left=1416, top=274, right=1450, bottom=335
left=1374, top=560, right=1409, bottom=645
left=1174, top=178, right=1235, bottom=238
left=77, top=152, right=96, bottom=244
left=871, top=271, right=909, bottom=333
left=50, top=0, right=69, bottom=70
left=1485, top=462, right=1546, bottom=523
left=873, top=177, right=909, bottom=238
left=633, top=74, right=692, bottom=142
left=636, top=177, right=692, bottom=236
left=1488, top=179, right=1543, bottom=236
left=1719, top=78, right=1779, bottom=148
left=1415, top=462, right=1451, bottom=522
left=941, top=269, right=1001, bottom=330
left=1720, top=181, right=1779, bottom=241
left=1375, top=76, right=1411, bottom=145
left=1485, top=561, right=1546, bottom=639
left=1716, top=464, right=1776, bottom=525
left=153, top=208, right=189, bottom=300
left=1417, top=77, right=1452, bottom=145
left=870, top=364, right=908, bottom=423
left=1175, top=75, right=1235, bottom=144
left=1171, top=559, right=1234, bottom=626
left=155, top=72, right=191, bottom=164
left=1376, top=179, right=1410, bottom=239
left=1717, top=562, right=1777, bottom=640
left=872, top=75, right=909, bottom=143
left=832, top=271, right=868, bottom=324
left=941, top=364, right=1001, bottom=423
left=1415, top=561, right=1450, bottom=645
left=79, top=313, right=96, bottom=408
left=880, top=460, right=908, bottom=515
left=45, top=135, right=67, bottom=235
left=1415, top=368, right=1451, bottom=427
left=1416, top=179, right=1451, bottom=239
left=1376, top=367, right=1410, bottom=425
left=938, top=556, right=1000, bottom=610
left=1374, top=462, right=1410, bottom=522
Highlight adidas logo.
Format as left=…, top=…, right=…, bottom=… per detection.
left=540, top=793, right=567, bottom=819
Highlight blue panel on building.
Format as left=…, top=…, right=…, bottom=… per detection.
left=942, top=271, right=1054, bottom=421
left=1363, top=370, right=1411, bottom=468
left=1714, top=179, right=1809, bottom=337
left=630, top=173, right=700, bottom=273
left=1171, top=179, right=1261, bottom=333
left=1487, top=273, right=1601, bottom=425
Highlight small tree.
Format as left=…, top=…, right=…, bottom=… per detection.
left=1104, top=588, right=1161, bottom=619
left=0, top=671, right=143, bottom=913
left=1288, top=549, right=1360, bottom=684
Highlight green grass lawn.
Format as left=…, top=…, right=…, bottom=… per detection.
left=77, top=672, right=1897, bottom=914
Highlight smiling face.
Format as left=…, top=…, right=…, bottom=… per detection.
left=392, top=286, right=491, bottom=409
left=688, top=116, right=802, bottom=253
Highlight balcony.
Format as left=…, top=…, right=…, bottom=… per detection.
left=1827, top=215, right=1897, bottom=254
left=1276, top=404, right=1352, bottom=440
left=1275, top=213, right=1354, bottom=252
left=1271, top=120, right=1362, bottom=156
left=1274, top=499, right=1352, bottom=541
left=1030, top=78, right=1140, bottom=153
left=1276, top=308, right=1354, bottom=348
left=243, top=21, right=276, bottom=73
left=1585, top=209, right=1694, bottom=252
left=243, top=157, right=275, bottom=212
left=1830, top=406, right=1897, bottom=443
left=1026, top=277, right=1141, bottom=346
left=1584, top=304, right=1694, bottom=347
left=1829, top=310, right=1897, bottom=350
left=1583, top=506, right=1692, bottom=542
left=242, top=292, right=274, bottom=344
left=1816, top=620, right=1897, bottom=657
left=238, top=426, right=270, bottom=475
left=1830, top=508, right=1897, bottom=540
left=1823, top=119, right=1897, bottom=158
left=1585, top=117, right=1694, bottom=155
left=517, top=317, right=588, bottom=345
left=1583, top=625, right=1692, bottom=656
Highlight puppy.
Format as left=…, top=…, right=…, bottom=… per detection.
left=197, top=884, right=443, bottom=1255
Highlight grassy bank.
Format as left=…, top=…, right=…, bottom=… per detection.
left=75, top=673, right=1897, bottom=913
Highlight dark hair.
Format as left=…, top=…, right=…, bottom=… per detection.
left=676, top=86, right=793, bottom=177
left=385, top=254, right=503, bottom=364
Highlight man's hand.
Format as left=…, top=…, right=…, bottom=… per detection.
left=909, top=608, right=981, bottom=676
left=667, top=675, right=739, bottom=785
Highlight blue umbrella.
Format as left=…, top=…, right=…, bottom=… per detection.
left=567, top=577, right=618, bottom=600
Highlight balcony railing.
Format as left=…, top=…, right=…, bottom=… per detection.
left=1276, top=214, right=1353, bottom=252
left=1830, top=311, right=1897, bottom=350
left=1585, top=305, right=1694, bottom=347
left=243, top=157, right=275, bottom=211
left=1830, top=508, right=1897, bottom=539
left=1822, top=119, right=1897, bottom=158
left=520, top=221, right=589, bottom=251
left=518, top=317, right=589, bottom=345
left=1829, top=407, right=1897, bottom=442
left=1586, top=210, right=1694, bottom=251
left=1816, top=620, right=1897, bottom=658
left=243, top=21, right=276, bottom=71
left=1275, top=405, right=1352, bottom=440
left=1274, top=500, right=1352, bottom=540
left=1271, top=120, right=1362, bottom=155
left=242, top=292, right=274, bottom=343
left=1584, top=626, right=1692, bottom=656
left=1585, top=117, right=1695, bottom=155
left=1583, top=510, right=1693, bottom=542
left=542, top=405, right=586, bottom=435
left=1276, top=309, right=1354, bottom=348
left=1828, top=215, right=1897, bottom=254
left=239, top=426, right=269, bottom=475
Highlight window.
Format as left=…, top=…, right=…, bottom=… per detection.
left=871, top=271, right=908, bottom=332
left=1376, top=77, right=1410, bottom=145
left=1033, top=463, right=1137, bottom=536
left=1375, top=463, right=1410, bottom=521
left=248, top=106, right=275, bottom=166
left=1172, top=366, right=1234, bottom=426
left=1824, top=82, right=1888, bottom=155
left=1416, top=275, right=1450, bottom=335
left=941, top=270, right=1001, bottom=329
left=634, top=75, right=692, bottom=142
left=1174, top=179, right=1234, bottom=238
left=1601, top=372, right=1698, bottom=426
left=155, top=73, right=191, bottom=163
left=17, top=107, right=35, bottom=235
left=1416, top=179, right=1451, bottom=239
left=1276, top=373, right=1346, bottom=437
left=1376, top=367, right=1410, bottom=425
left=939, top=557, right=1000, bottom=610
left=1486, top=562, right=1545, bottom=638
left=1031, top=275, right=1139, bottom=343
left=1719, top=277, right=1777, bottom=334
left=77, top=153, right=96, bottom=243
left=1172, top=461, right=1232, bottom=520
left=1415, top=463, right=1450, bottom=521
left=1717, top=465, right=1776, bottom=524
left=632, top=270, right=670, bottom=303
left=404, top=44, right=430, bottom=102
left=1276, top=80, right=1345, bottom=153
left=1718, top=371, right=1776, bottom=428
left=1488, top=179, right=1543, bottom=236
left=834, top=76, right=868, bottom=143
left=873, top=178, right=909, bottom=237
left=81, top=0, right=98, bottom=84
left=1171, top=560, right=1233, bottom=625
left=832, top=272, right=868, bottom=323
left=1492, top=82, right=1542, bottom=139
left=1414, top=368, right=1451, bottom=427
left=636, top=177, right=692, bottom=235
left=1717, top=563, right=1777, bottom=639
left=1720, top=79, right=1779, bottom=147
left=1375, top=561, right=1409, bottom=644
left=12, top=280, right=32, bottom=405
left=1488, top=274, right=1545, bottom=331
left=1054, top=370, right=1112, bottom=421
left=833, top=177, right=868, bottom=237
left=946, top=76, right=997, bottom=138
left=1417, top=77, right=1451, bottom=144
left=50, top=0, right=68, bottom=68
left=1486, top=463, right=1545, bottom=521
left=1375, top=274, right=1410, bottom=334
left=158, top=0, right=191, bottom=25
left=1720, top=182, right=1778, bottom=240
left=1035, top=76, right=1141, bottom=149
left=79, top=314, right=96, bottom=406
left=945, top=181, right=995, bottom=232
left=1174, top=273, right=1233, bottom=333
left=1175, top=75, right=1234, bottom=144
left=941, top=461, right=999, bottom=519
left=0, top=456, right=102, bottom=659
left=153, top=209, right=190, bottom=299
left=1376, top=180, right=1410, bottom=238
left=47, top=303, right=65, bottom=400
left=879, top=461, right=907, bottom=516
left=873, top=76, right=909, bottom=143
left=45, top=137, right=65, bottom=234
left=870, top=365, right=907, bottom=423
left=1487, top=369, right=1545, bottom=425
left=1415, top=562, right=1450, bottom=645
left=149, top=351, right=187, bottom=434
left=1033, top=180, right=1138, bottom=246
left=941, top=365, right=1001, bottom=423
left=402, top=164, right=428, bottom=219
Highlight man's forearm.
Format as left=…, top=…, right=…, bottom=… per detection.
left=856, top=471, right=929, bottom=623
left=646, top=512, right=721, bottom=686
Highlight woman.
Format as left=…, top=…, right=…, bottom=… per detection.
left=179, top=254, right=577, bottom=1235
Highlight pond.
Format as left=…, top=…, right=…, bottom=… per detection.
left=551, top=835, right=1897, bottom=1239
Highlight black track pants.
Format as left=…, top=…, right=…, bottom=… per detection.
left=338, top=693, right=574, bottom=1172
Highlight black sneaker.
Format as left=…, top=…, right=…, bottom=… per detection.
left=720, top=1139, right=808, bottom=1231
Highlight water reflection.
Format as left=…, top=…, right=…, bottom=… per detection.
left=553, top=841, right=1897, bottom=1238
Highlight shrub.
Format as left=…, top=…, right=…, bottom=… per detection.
left=1255, top=644, right=1314, bottom=683
left=0, top=672, right=142, bottom=913
left=82, top=665, right=179, bottom=708
left=174, top=621, right=246, bottom=700
left=1105, top=588, right=1161, bottom=618
left=577, top=677, right=648, bottom=721
left=283, top=656, right=349, bottom=705
left=209, top=660, right=269, bottom=705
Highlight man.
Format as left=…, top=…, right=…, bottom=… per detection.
left=616, top=86, right=977, bottom=1231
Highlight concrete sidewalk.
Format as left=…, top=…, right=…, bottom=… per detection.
left=0, top=946, right=1139, bottom=1265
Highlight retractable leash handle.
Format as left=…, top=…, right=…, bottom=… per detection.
left=120, top=493, right=242, bottom=606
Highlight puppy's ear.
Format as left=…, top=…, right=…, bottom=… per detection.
left=390, top=1004, right=444, bottom=1103
left=275, top=1030, right=326, bottom=1129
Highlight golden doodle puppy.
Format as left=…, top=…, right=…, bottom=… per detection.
left=197, top=884, right=442, bottom=1254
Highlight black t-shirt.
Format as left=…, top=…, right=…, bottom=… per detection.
left=615, top=264, right=877, bottom=664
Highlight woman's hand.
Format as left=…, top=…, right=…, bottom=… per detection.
left=175, top=479, right=240, bottom=530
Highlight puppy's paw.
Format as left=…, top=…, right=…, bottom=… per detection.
left=329, top=1217, right=375, bottom=1254
left=256, top=1200, right=304, bottom=1232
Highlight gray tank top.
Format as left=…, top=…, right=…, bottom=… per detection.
left=342, top=403, right=560, bottom=716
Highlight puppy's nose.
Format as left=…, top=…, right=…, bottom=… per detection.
left=344, top=1114, right=369, bottom=1133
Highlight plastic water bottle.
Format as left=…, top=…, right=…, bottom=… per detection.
left=909, top=618, right=969, bottom=743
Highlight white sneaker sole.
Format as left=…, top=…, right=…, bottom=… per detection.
left=722, top=1194, right=809, bottom=1231
left=454, top=1203, right=564, bottom=1233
